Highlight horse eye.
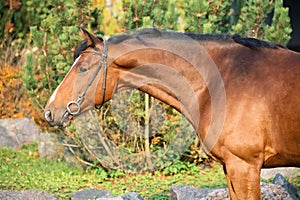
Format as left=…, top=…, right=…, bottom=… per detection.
left=78, top=66, right=87, bottom=73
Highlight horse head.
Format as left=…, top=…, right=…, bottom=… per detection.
left=44, top=28, right=113, bottom=127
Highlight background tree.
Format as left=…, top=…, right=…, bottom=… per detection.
left=184, top=0, right=231, bottom=33
left=22, top=0, right=101, bottom=109
left=263, top=0, right=291, bottom=44
left=121, top=0, right=180, bottom=30
left=230, top=0, right=291, bottom=43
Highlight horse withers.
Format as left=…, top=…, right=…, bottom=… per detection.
left=44, top=28, right=300, bottom=199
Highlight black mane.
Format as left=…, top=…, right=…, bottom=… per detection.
left=231, top=34, right=286, bottom=50
left=110, top=28, right=286, bottom=49
left=74, top=28, right=286, bottom=59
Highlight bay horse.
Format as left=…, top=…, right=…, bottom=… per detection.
left=44, top=28, right=300, bottom=199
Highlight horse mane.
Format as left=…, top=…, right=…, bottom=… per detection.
left=184, top=32, right=286, bottom=49
left=231, top=34, right=286, bottom=50
left=110, top=28, right=286, bottom=49
left=74, top=28, right=286, bottom=59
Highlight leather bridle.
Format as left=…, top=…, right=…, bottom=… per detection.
left=62, top=40, right=108, bottom=121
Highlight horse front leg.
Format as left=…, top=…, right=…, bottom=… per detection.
left=223, top=159, right=262, bottom=200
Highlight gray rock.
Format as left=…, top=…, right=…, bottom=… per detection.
left=171, top=178, right=298, bottom=200
left=118, top=192, right=144, bottom=200
left=0, top=126, right=17, bottom=149
left=170, top=185, right=229, bottom=200
left=260, top=182, right=295, bottom=200
left=71, top=189, right=112, bottom=200
left=38, top=132, right=82, bottom=168
left=202, top=188, right=229, bottom=200
left=0, top=118, right=40, bottom=149
left=0, top=190, right=59, bottom=200
left=96, top=197, right=123, bottom=200
left=71, top=190, right=144, bottom=200
left=38, top=132, right=65, bottom=160
left=96, top=192, right=144, bottom=200
left=272, top=173, right=299, bottom=200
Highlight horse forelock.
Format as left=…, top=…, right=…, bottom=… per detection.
left=73, top=36, right=104, bottom=60
left=74, top=40, right=88, bottom=60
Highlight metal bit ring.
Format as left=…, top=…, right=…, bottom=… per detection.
left=66, top=101, right=81, bottom=115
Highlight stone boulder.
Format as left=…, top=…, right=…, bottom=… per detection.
left=38, top=132, right=82, bottom=168
left=273, top=173, right=299, bottom=200
left=171, top=174, right=299, bottom=200
left=71, top=189, right=112, bottom=200
left=0, top=190, right=59, bottom=200
left=170, top=185, right=229, bottom=200
left=38, top=132, right=65, bottom=160
left=71, top=189, right=144, bottom=200
left=0, top=118, right=40, bottom=149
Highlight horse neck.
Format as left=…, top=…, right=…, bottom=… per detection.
left=114, top=42, right=220, bottom=129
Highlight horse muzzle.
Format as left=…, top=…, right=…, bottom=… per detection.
left=44, top=109, right=72, bottom=128
left=44, top=110, right=54, bottom=123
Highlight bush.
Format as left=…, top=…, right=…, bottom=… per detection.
left=185, top=0, right=291, bottom=43
left=231, top=0, right=291, bottom=43
left=122, top=0, right=180, bottom=30
left=22, top=0, right=101, bottom=110
left=0, top=64, right=39, bottom=119
left=184, top=0, right=232, bottom=33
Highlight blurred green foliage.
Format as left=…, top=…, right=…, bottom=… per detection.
left=184, top=0, right=232, bottom=33
left=22, top=0, right=101, bottom=109
left=231, top=0, right=291, bottom=42
left=122, top=0, right=180, bottom=30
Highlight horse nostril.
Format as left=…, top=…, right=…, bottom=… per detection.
left=44, top=110, right=53, bottom=122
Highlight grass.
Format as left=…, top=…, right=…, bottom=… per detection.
left=0, top=143, right=299, bottom=199
left=0, top=143, right=227, bottom=199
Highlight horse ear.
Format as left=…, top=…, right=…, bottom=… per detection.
left=79, top=27, right=103, bottom=47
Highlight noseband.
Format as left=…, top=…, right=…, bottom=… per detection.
left=64, top=40, right=108, bottom=119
